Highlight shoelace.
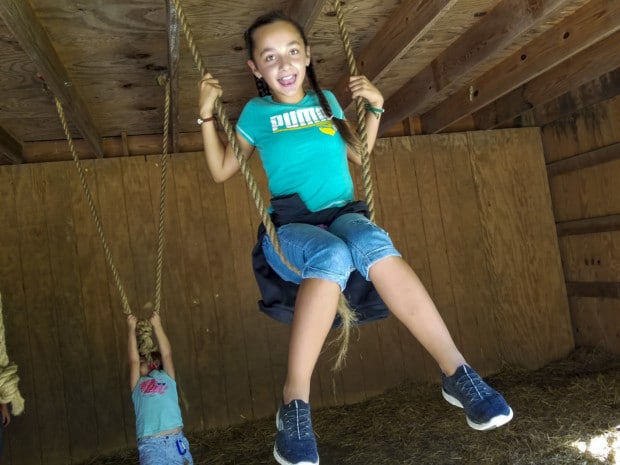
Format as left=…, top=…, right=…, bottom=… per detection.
left=455, top=370, right=494, bottom=402
left=280, top=401, right=313, bottom=439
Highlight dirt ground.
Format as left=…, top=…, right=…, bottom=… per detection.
left=79, top=347, right=620, bottom=465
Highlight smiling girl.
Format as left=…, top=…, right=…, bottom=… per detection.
left=198, top=10, right=512, bottom=465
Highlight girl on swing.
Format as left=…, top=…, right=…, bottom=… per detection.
left=198, top=10, right=512, bottom=465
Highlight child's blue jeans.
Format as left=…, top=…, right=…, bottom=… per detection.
left=137, top=430, right=193, bottom=465
left=262, top=212, right=401, bottom=291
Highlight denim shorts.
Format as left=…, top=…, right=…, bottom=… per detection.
left=262, top=212, right=401, bottom=291
left=137, top=431, right=193, bottom=465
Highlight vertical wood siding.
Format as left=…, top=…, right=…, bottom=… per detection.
left=0, top=129, right=571, bottom=464
left=542, top=88, right=620, bottom=355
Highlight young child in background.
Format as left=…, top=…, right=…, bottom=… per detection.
left=198, top=10, right=513, bottom=465
left=127, top=312, right=193, bottom=465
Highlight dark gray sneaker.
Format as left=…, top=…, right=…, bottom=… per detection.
left=273, top=400, right=319, bottom=465
left=442, top=365, right=513, bottom=431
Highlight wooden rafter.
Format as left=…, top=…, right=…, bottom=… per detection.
left=472, top=30, right=620, bottom=129
left=531, top=67, right=620, bottom=126
left=332, top=0, right=458, bottom=109
left=0, top=0, right=103, bottom=157
left=378, top=0, right=589, bottom=134
left=0, top=126, right=24, bottom=164
left=421, top=0, right=620, bottom=134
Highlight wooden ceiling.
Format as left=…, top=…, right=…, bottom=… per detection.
left=0, top=0, right=618, bottom=165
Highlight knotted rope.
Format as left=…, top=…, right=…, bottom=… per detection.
left=0, top=292, right=25, bottom=415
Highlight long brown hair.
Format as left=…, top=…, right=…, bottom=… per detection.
left=244, top=10, right=362, bottom=152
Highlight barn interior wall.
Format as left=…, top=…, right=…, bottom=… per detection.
left=536, top=68, right=620, bottom=355
left=0, top=129, right=572, bottom=465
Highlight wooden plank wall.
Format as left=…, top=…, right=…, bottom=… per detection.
left=0, top=128, right=572, bottom=465
left=539, top=68, right=620, bottom=355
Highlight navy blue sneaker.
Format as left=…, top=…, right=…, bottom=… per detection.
left=442, top=365, right=513, bottom=431
left=274, top=399, right=319, bottom=465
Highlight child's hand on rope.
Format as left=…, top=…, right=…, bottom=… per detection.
left=348, top=75, right=384, bottom=109
left=198, top=72, right=223, bottom=118
left=127, top=314, right=137, bottom=331
left=149, top=311, right=162, bottom=329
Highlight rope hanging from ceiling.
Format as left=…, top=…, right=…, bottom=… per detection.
left=53, top=75, right=174, bottom=360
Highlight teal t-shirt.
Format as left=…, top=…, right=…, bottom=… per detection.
left=236, top=90, right=354, bottom=212
left=132, top=369, right=183, bottom=439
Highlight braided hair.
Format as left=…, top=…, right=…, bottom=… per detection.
left=244, top=10, right=362, bottom=152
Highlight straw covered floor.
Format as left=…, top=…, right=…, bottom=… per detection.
left=78, top=348, right=620, bottom=465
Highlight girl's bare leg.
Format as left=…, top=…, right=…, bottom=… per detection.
left=369, top=256, right=466, bottom=375
left=282, top=278, right=340, bottom=403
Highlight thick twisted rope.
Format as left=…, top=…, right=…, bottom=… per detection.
left=171, top=0, right=290, bottom=274
left=0, top=292, right=25, bottom=415
left=172, top=0, right=359, bottom=368
left=54, top=75, right=172, bottom=358
left=55, top=98, right=134, bottom=318
left=154, top=74, right=171, bottom=316
left=333, top=0, right=375, bottom=223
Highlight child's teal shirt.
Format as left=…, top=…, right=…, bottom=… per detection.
left=132, top=369, right=183, bottom=439
left=236, top=90, right=354, bottom=212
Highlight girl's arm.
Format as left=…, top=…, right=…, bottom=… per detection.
left=346, top=75, right=385, bottom=165
left=198, top=73, right=255, bottom=182
left=127, top=315, right=141, bottom=391
left=149, top=312, right=175, bottom=380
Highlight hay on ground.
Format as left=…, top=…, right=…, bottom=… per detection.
left=77, top=347, right=620, bottom=465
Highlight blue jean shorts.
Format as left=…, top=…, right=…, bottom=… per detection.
left=137, top=431, right=193, bottom=465
left=262, top=212, right=401, bottom=291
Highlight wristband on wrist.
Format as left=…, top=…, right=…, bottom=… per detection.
left=365, top=104, right=385, bottom=119
left=197, top=115, right=216, bottom=125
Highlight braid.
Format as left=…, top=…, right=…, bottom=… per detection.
left=306, top=63, right=362, bottom=152
left=255, top=76, right=271, bottom=97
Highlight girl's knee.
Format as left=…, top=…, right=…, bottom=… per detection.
left=303, top=240, right=353, bottom=289
left=307, top=240, right=353, bottom=273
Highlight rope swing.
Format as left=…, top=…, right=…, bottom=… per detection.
left=0, top=292, right=25, bottom=416
left=53, top=75, right=174, bottom=359
left=172, top=0, right=380, bottom=368
left=332, top=0, right=375, bottom=222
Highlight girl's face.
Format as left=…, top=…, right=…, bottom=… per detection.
left=248, top=20, right=310, bottom=104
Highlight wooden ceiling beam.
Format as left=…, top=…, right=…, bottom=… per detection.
left=332, top=0, right=458, bottom=109
left=378, top=0, right=589, bottom=134
left=165, top=0, right=180, bottom=153
left=472, top=30, right=620, bottom=130
left=421, top=0, right=620, bottom=134
left=0, top=0, right=103, bottom=158
left=286, top=0, right=328, bottom=31
left=531, top=67, right=620, bottom=127
left=0, top=126, right=24, bottom=164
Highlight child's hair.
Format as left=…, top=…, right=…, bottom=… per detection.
left=244, top=10, right=363, bottom=152
left=142, top=350, right=163, bottom=371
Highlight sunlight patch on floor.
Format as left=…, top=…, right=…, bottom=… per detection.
left=570, top=428, right=620, bottom=464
